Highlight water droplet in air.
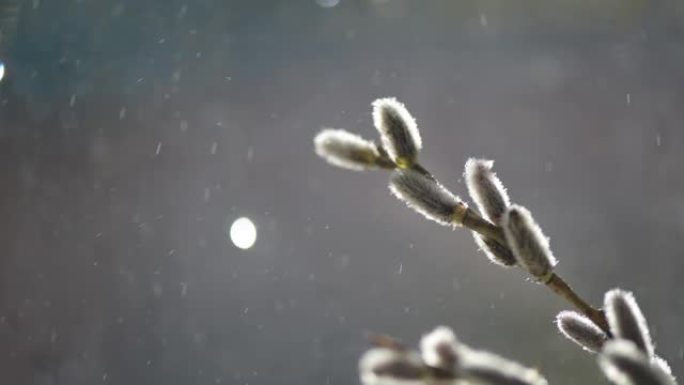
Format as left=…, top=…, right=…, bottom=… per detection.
left=316, top=0, right=340, bottom=8
left=480, top=13, right=488, bottom=27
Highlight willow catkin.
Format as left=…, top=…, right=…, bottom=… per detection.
left=314, top=128, right=384, bottom=171
left=372, top=98, right=422, bottom=167
left=473, top=232, right=517, bottom=267
left=604, top=289, right=654, bottom=358
left=556, top=310, right=608, bottom=353
left=598, top=340, right=675, bottom=385
left=464, top=158, right=510, bottom=224
left=502, top=205, right=557, bottom=281
left=389, top=169, right=465, bottom=226
left=359, top=347, right=427, bottom=385
left=419, top=326, right=461, bottom=373
left=461, top=348, right=548, bottom=385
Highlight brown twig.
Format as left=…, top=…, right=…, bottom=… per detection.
left=545, top=273, right=610, bottom=334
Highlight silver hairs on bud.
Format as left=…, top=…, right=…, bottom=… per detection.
left=502, top=205, right=557, bottom=281
left=359, top=348, right=426, bottom=385
left=461, top=348, right=548, bottom=385
left=652, top=356, right=678, bottom=384
left=598, top=340, right=676, bottom=385
left=420, top=326, right=461, bottom=373
left=372, top=98, right=422, bottom=167
left=314, top=129, right=384, bottom=171
left=389, top=169, right=465, bottom=226
left=464, top=158, right=510, bottom=224
left=473, top=233, right=517, bottom=267
left=604, top=289, right=654, bottom=358
left=556, top=310, right=608, bottom=353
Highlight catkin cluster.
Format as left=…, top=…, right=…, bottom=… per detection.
left=558, top=290, right=676, bottom=385
left=360, top=326, right=548, bottom=385
left=314, top=98, right=676, bottom=385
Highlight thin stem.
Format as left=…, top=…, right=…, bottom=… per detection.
left=545, top=273, right=610, bottom=334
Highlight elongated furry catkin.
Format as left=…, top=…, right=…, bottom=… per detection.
left=598, top=340, right=675, bottom=385
left=604, top=289, right=654, bottom=358
left=461, top=348, right=548, bottom=385
left=359, top=347, right=427, bottom=385
left=389, top=169, right=464, bottom=226
left=372, top=98, right=422, bottom=166
left=556, top=310, right=608, bottom=353
left=502, top=205, right=557, bottom=281
left=464, top=158, right=510, bottom=224
left=473, top=232, right=517, bottom=267
left=314, top=129, right=384, bottom=171
left=419, top=326, right=461, bottom=373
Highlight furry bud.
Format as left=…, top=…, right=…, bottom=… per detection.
left=502, top=206, right=557, bottom=281
left=556, top=310, right=608, bottom=353
left=389, top=169, right=465, bottom=226
left=599, top=340, right=675, bottom=385
left=461, top=349, right=548, bottom=385
left=604, top=289, right=654, bottom=358
left=372, top=98, right=422, bottom=167
left=314, top=129, right=385, bottom=171
left=359, top=348, right=426, bottom=385
left=464, top=158, right=510, bottom=224
left=420, top=326, right=461, bottom=373
left=652, top=356, right=678, bottom=384
left=473, top=233, right=517, bottom=267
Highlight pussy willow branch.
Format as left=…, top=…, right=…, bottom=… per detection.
left=391, top=159, right=611, bottom=334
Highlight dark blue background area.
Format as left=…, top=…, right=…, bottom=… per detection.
left=1, top=1, right=684, bottom=384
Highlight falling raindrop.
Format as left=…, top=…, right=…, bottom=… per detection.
left=480, top=13, right=488, bottom=27
left=316, top=0, right=340, bottom=8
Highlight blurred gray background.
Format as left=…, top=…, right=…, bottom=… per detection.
left=1, top=0, right=684, bottom=384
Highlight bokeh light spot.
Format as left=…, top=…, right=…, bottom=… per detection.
left=230, top=217, right=257, bottom=249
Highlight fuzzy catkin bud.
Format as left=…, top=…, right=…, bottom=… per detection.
left=598, top=340, right=675, bottom=385
left=473, top=233, right=517, bottom=267
left=604, top=289, right=654, bottom=358
left=461, top=349, right=548, bottom=385
left=359, top=348, right=426, bottom=385
left=464, top=158, right=510, bottom=224
left=314, top=129, right=384, bottom=171
left=389, top=169, right=465, bottom=227
left=372, top=98, right=422, bottom=167
left=502, top=205, right=557, bottom=281
left=652, top=356, right=678, bottom=384
left=556, top=310, right=608, bottom=353
left=420, top=326, right=461, bottom=373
